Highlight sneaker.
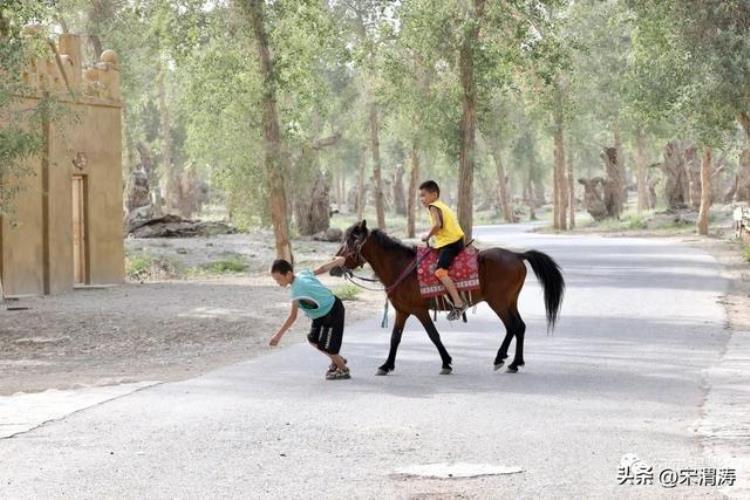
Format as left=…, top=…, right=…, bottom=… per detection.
left=326, top=368, right=351, bottom=380
left=326, top=358, right=347, bottom=376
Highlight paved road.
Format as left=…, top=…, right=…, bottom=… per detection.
left=0, top=225, right=735, bottom=499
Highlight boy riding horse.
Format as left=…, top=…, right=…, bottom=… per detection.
left=418, top=180, right=468, bottom=321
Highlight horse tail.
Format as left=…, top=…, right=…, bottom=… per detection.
left=520, top=250, right=565, bottom=331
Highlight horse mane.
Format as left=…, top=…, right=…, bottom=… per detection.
left=369, top=229, right=416, bottom=257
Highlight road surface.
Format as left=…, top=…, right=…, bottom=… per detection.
left=0, top=225, right=739, bottom=499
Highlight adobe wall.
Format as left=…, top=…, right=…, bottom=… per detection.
left=1, top=29, right=124, bottom=296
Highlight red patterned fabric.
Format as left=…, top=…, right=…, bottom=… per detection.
left=416, top=246, right=480, bottom=298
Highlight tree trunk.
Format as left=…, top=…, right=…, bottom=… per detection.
left=356, top=147, right=366, bottom=221
left=339, top=172, right=345, bottom=212
left=634, top=127, right=649, bottom=213
left=738, top=112, right=750, bottom=141
left=697, top=146, right=712, bottom=235
left=553, top=159, right=560, bottom=230
left=156, top=60, right=179, bottom=214
left=525, top=176, right=537, bottom=221
left=136, top=142, right=162, bottom=217
left=490, top=141, right=512, bottom=223
left=245, top=0, right=292, bottom=262
left=647, top=174, right=658, bottom=210
left=567, top=146, right=575, bottom=229
left=601, top=147, right=624, bottom=218
left=684, top=145, right=701, bottom=210
left=86, top=0, right=110, bottom=58
left=736, top=148, right=750, bottom=203
left=534, top=178, right=545, bottom=207
left=578, top=177, right=608, bottom=221
left=613, top=119, right=627, bottom=204
left=553, top=107, right=567, bottom=230
left=661, top=141, right=689, bottom=210
left=294, top=169, right=331, bottom=236
left=334, top=171, right=340, bottom=211
left=457, top=0, right=486, bottom=240
left=407, top=144, right=419, bottom=238
left=369, top=104, right=386, bottom=230
left=393, top=164, right=406, bottom=216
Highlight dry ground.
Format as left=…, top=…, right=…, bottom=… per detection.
left=0, top=232, right=385, bottom=395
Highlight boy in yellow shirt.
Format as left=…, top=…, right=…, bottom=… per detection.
left=418, top=180, right=468, bottom=321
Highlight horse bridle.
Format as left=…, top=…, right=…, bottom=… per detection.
left=340, top=232, right=370, bottom=269
left=339, top=231, right=425, bottom=297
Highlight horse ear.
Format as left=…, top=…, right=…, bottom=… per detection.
left=360, top=219, right=368, bottom=231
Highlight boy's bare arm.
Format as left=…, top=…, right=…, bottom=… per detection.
left=423, top=206, right=443, bottom=241
left=313, top=256, right=346, bottom=276
left=270, top=302, right=299, bottom=345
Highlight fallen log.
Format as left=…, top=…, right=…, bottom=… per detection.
left=127, top=214, right=237, bottom=238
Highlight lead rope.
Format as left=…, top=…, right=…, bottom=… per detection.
left=381, top=298, right=389, bottom=329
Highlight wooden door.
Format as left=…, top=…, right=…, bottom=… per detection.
left=72, top=175, right=88, bottom=284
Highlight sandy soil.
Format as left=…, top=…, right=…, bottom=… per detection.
left=0, top=237, right=385, bottom=395
left=692, top=236, right=750, bottom=332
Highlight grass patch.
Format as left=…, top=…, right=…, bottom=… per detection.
left=743, top=245, right=750, bottom=263
left=333, top=283, right=362, bottom=301
left=200, top=256, right=248, bottom=274
left=126, top=254, right=184, bottom=281
left=623, top=213, right=649, bottom=230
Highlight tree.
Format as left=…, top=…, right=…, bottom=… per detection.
left=628, top=1, right=750, bottom=233
left=0, top=2, right=47, bottom=217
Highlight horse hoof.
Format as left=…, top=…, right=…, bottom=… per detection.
left=494, top=361, right=505, bottom=371
left=506, top=366, right=519, bottom=373
left=375, top=368, right=390, bottom=376
left=440, top=368, right=452, bottom=375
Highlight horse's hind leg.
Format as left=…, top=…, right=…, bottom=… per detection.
left=505, top=307, right=526, bottom=373
left=494, top=325, right=513, bottom=370
left=489, top=302, right=526, bottom=373
left=415, top=310, right=453, bottom=375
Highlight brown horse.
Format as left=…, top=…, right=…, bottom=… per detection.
left=336, top=220, right=565, bottom=375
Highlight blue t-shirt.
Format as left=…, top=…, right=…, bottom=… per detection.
left=290, top=270, right=336, bottom=320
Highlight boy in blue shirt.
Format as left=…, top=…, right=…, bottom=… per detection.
left=269, top=257, right=350, bottom=380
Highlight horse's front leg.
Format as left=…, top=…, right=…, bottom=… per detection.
left=376, top=309, right=409, bottom=376
left=415, top=310, right=453, bottom=375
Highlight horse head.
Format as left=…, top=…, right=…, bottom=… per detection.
left=336, top=219, right=369, bottom=270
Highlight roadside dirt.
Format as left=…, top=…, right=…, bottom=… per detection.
left=0, top=232, right=385, bottom=395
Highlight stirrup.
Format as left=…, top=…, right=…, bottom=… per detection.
left=447, top=304, right=468, bottom=321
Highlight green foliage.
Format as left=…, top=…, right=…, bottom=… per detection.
left=626, top=0, right=750, bottom=146
left=19, top=0, right=748, bottom=236
left=0, top=1, right=50, bottom=216
left=200, top=256, right=248, bottom=274
left=743, top=245, right=750, bottom=263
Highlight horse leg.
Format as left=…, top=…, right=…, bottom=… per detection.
left=494, top=326, right=514, bottom=371
left=505, top=307, right=526, bottom=373
left=415, top=310, right=453, bottom=375
left=376, top=309, right=409, bottom=376
left=489, top=302, right=526, bottom=373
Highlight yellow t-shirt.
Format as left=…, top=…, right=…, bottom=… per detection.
left=428, top=200, right=465, bottom=248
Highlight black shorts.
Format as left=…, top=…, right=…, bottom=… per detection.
left=437, top=238, right=464, bottom=270
left=307, top=297, right=345, bottom=355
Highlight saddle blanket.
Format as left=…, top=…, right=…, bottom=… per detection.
left=416, top=245, right=480, bottom=298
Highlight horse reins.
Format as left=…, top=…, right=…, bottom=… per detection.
left=341, top=234, right=426, bottom=297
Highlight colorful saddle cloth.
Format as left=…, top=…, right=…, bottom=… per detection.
left=416, top=246, right=480, bottom=298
